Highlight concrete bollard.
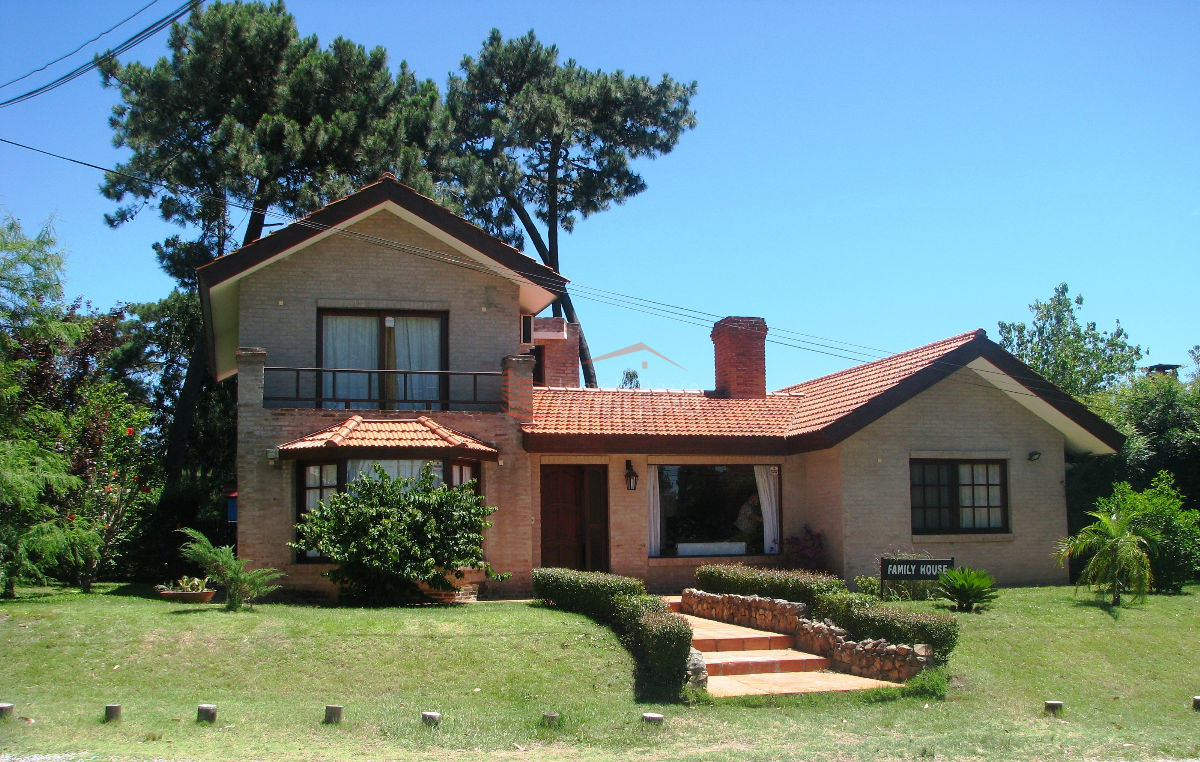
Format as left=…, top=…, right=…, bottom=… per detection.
left=324, top=705, right=343, bottom=724
left=104, top=705, right=122, bottom=723
left=0, top=704, right=13, bottom=720
left=421, top=711, right=440, bottom=727
left=541, top=712, right=561, bottom=727
left=1044, top=700, right=1063, bottom=716
left=642, top=712, right=665, bottom=725
left=197, top=704, right=217, bottom=723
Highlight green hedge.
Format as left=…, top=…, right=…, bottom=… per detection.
left=533, top=569, right=692, bottom=701
left=531, top=567, right=646, bottom=623
left=695, top=563, right=958, bottom=660
left=695, top=563, right=847, bottom=609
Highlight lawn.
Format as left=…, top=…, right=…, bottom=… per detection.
left=1, top=584, right=1198, bottom=761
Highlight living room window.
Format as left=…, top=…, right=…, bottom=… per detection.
left=648, top=464, right=781, bottom=557
left=910, top=459, right=1008, bottom=534
left=318, top=310, right=447, bottom=409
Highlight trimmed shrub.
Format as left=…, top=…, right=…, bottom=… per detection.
left=531, top=567, right=646, bottom=622
left=534, top=571, right=691, bottom=701
left=814, top=591, right=959, bottom=660
left=936, top=566, right=999, bottom=612
left=695, top=563, right=846, bottom=609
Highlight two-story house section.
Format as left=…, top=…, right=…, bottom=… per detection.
left=199, top=174, right=1124, bottom=597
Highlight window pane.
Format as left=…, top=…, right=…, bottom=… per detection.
left=960, top=507, right=973, bottom=528
left=973, top=464, right=986, bottom=484
left=926, top=464, right=942, bottom=484
left=939, top=486, right=951, bottom=506
left=988, top=463, right=1001, bottom=484
left=305, top=465, right=320, bottom=488
left=959, top=464, right=972, bottom=484
left=305, top=490, right=320, bottom=511
left=989, top=485, right=1002, bottom=506
left=321, top=464, right=337, bottom=486
left=974, top=485, right=988, bottom=505
left=975, top=507, right=988, bottom=527
left=322, top=315, right=379, bottom=408
left=990, top=509, right=1003, bottom=528
left=911, top=463, right=923, bottom=484
left=960, top=486, right=974, bottom=506
left=913, top=509, right=925, bottom=530
left=911, top=486, right=924, bottom=507
left=657, top=465, right=760, bottom=556
left=926, top=486, right=940, bottom=506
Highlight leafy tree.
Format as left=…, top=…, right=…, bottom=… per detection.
left=446, top=29, right=697, bottom=387
left=998, top=282, right=1143, bottom=397
left=1057, top=504, right=1159, bottom=606
left=99, top=0, right=443, bottom=537
left=1118, top=473, right=1200, bottom=593
left=292, top=464, right=502, bottom=605
left=619, top=368, right=640, bottom=389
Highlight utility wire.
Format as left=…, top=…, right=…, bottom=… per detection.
left=0, top=0, right=197, bottom=109
left=0, top=134, right=1079, bottom=403
left=0, top=0, right=165, bottom=92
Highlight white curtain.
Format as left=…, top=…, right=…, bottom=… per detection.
left=322, top=315, right=378, bottom=409
left=392, top=316, right=442, bottom=408
left=346, top=459, right=443, bottom=486
left=646, top=465, right=661, bottom=557
left=754, top=465, right=781, bottom=555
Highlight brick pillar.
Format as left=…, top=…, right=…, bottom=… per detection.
left=532, top=317, right=581, bottom=388
left=236, top=347, right=267, bottom=407
left=711, top=317, right=768, bottom=398
left=502, top=353, right=536, bottom=423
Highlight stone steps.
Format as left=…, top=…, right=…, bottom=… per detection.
left=703, top=648, right=830, bottom=676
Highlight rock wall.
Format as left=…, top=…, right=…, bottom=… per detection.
left=680, top=589, right=932, bottom=682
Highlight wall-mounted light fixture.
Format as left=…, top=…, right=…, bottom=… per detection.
left=625, top=460, right=639, bottom=491
left=266, top=447, right=279, bottom=467
left=1027, top=450, right=1042, bottom=462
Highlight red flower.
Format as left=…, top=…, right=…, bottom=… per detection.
left=105, top=485, right=113, bottom=493
left=126, top=427, right=134, bottom=436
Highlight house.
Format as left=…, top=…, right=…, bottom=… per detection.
left=198, top=174, right=1124, bottom=596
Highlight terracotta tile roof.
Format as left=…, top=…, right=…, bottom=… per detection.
left=279, top=415, right=499, bottom=457
left=523, top=330, right=996, bottom=453
left=777, top=329, right=984, bottom=437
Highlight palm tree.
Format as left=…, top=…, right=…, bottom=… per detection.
left=1056, top=509, right=1159, bottom=606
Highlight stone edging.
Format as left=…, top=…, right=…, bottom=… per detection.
left=681, top=588, right=932, bottom=682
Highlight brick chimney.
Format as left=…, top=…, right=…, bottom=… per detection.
left=711, top=317, right=768, bottom=398
left=531, top=317, right=581, bottom=388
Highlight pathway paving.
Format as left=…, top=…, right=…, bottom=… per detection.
left=668, top=599, right=902, bottom=696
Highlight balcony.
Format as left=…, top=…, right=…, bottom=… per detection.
left=263, top=366, right=504, bottom=411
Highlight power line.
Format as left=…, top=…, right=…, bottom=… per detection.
left=0, top=0, right=165, bottom=92
left=0, top=0, right=197, bottom=109
left=0, top=134, right=1078, bottom=403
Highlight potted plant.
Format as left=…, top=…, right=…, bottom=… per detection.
left=156, top=575, right=216, bottom=603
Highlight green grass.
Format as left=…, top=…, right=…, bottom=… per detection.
left=1, top=584, right=1198, bottom=760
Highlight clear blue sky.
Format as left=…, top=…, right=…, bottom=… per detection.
left=1, top=1, right=1196, bottom=390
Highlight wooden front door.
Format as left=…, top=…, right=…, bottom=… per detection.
left=540, top=465, right=609, bottom=571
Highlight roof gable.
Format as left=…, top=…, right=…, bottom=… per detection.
left=198, top=175, right=567, bottom=380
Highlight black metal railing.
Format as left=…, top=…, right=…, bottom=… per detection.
left=263, top=367, right=504, bottom=411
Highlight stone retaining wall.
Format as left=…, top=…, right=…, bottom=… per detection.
left=680, top=589, right=932, bottom=682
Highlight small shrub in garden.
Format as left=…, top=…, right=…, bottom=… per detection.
left=854, top=574, right=881, bottom=597
left=178, top=528, right=282, bottom=611
left=632, top=611, right=693, bottom=702
left=695, top=563, right=846, bottom=609
left=902, top=667, right=949, bottom=700
left=292, top=464, right=503, bottom=605
left=780, top=524, right=824, bottom=569
left=531, top=567, right=645, bottom=622
left=936, top=566, right=998, bottom=612
left=1118, top=473, right=1200, bottom=594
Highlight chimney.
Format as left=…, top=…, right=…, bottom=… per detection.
left=711, top=317, right=767, bottom=398
left=531, top=317, right=581, bottom=387
left=501, top=353, right=535, bottom=422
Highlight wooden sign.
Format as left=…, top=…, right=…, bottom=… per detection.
left=880, top=557, right=954, bottom=581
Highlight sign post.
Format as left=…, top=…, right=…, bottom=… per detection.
left=879, top=557, right=954, bottom=599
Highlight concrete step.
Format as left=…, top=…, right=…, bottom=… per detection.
left=681, top=613, right=795, bottom=652
left=706, top=671, right=901, bottom=697
left=703, top=648, right=830, bottom=676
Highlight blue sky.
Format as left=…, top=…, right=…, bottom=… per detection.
left=1, top=1, right=1196, bottom=390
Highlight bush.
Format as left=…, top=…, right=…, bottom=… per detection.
left=535, top=573, right=692, bottom=701
left=1118, top=472, right=1200, bottom=593
left=695, top=563, right=846, bottom=609
left=813, top=591, right=959, bottom=660
left=854, top=574, right=881, bottom=597
left=178, top=528, right=282, bottom=611
left=292, top=464, right=502, bottom=605
left=936, top=567, right=998, bottom=612
left=531, top=567, right=646, bottom=623
left=902, top=667, right=949, bottom=700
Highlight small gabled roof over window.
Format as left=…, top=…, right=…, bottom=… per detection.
left=197, top=174, right=567, bottom=381
left=278, top=415, right=499, bottom=461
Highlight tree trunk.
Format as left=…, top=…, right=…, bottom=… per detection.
left=558, top=291, right=598, bottom=388
left=2, top=571, right=14, bottom=599
left=155, top=331, right=208, bottom=529
left=241, top=180, right=270, bottom=247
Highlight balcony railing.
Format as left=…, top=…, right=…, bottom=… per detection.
left=263, top=367, right=504, bottom=411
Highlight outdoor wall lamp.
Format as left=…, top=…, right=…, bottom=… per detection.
left=625, top=460, right=639, bottom=491
left=1027, top=450, right=1042, bottom=462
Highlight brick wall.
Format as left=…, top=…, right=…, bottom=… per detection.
left=834, top=367, right=1069, bottom=585
left=532, top=317, right=580, bottom=388
left=711, top=316, right=767, bottom=398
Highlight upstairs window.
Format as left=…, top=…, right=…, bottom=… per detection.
left=319, top=310, right=446, bottom=409
left=910, top=459, right=1008, bottom=534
